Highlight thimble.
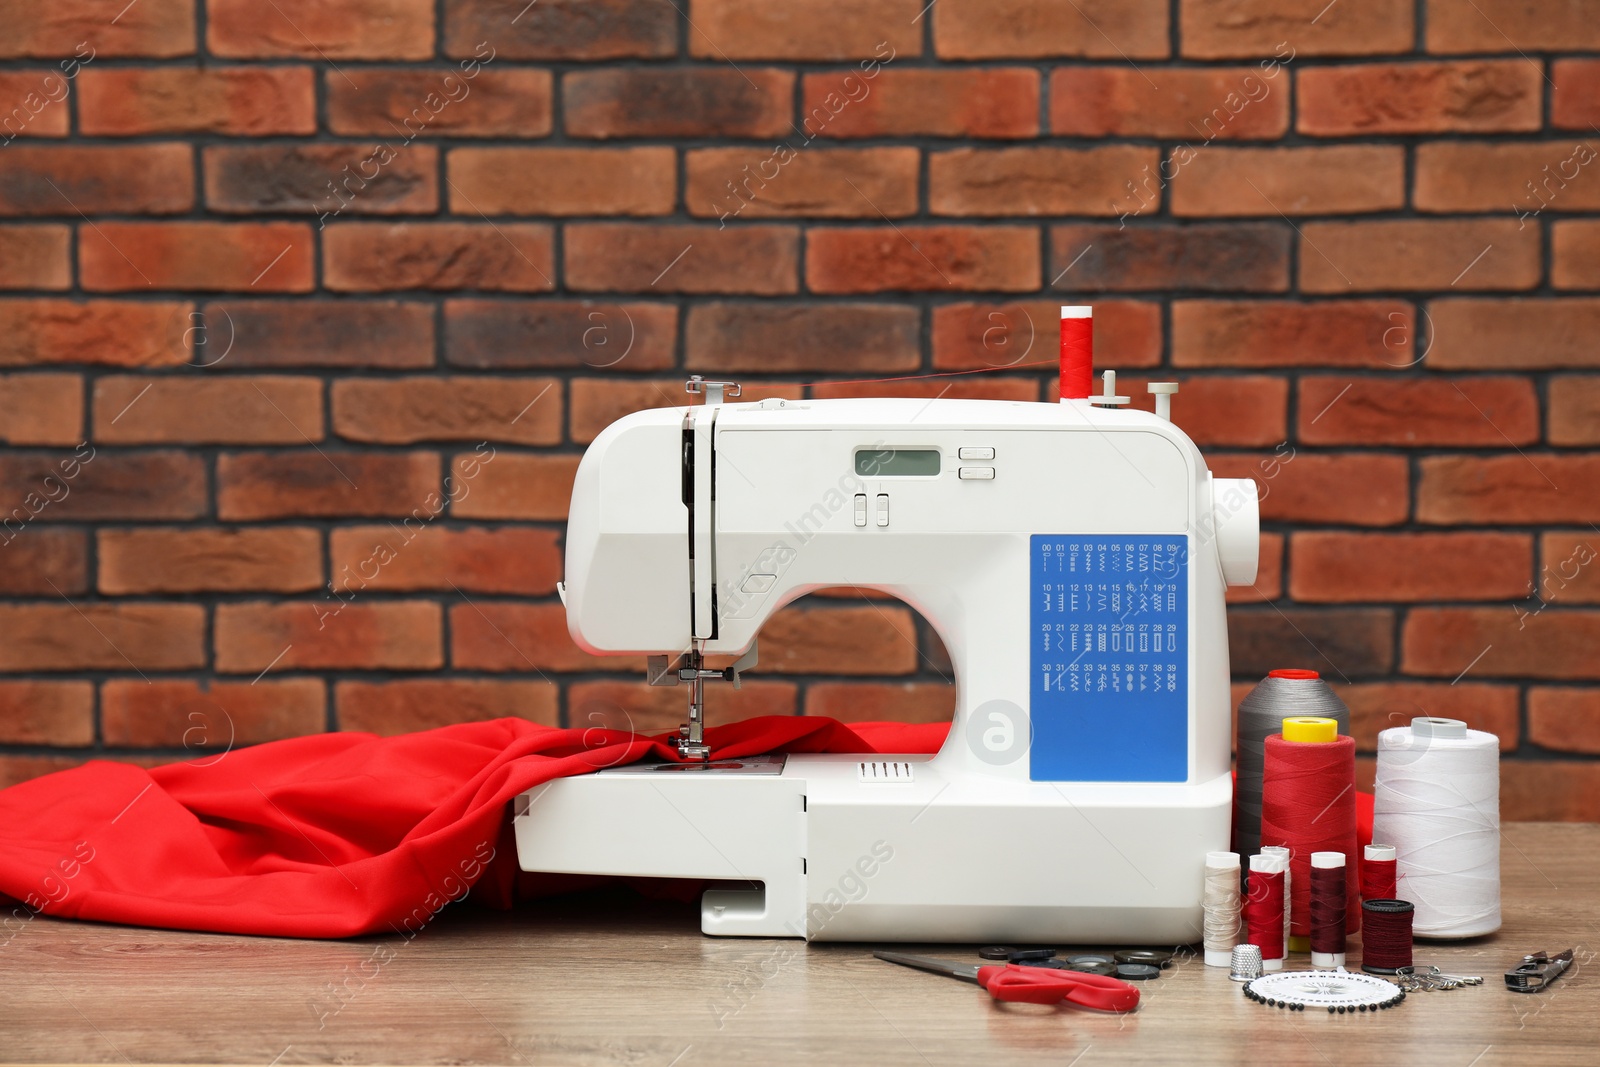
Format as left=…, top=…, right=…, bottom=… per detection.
left=1229, top=944, right=1264, bottom=983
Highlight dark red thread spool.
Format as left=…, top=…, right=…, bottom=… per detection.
left=1261, top=721, right=1362, bottom=937
left=1309, top=852, right=1347, bottom=968
left=1244, top=852, right=1287, bottom=969
left=1362, top=843, right=1397, bottom=901
left=1361, top=899, right=1414, bottom=974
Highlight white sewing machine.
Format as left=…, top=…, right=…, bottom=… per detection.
left=514, top=375, right=1259, bottom=943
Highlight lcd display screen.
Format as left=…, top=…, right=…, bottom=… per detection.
left=855, top=449, right=941, bottom=477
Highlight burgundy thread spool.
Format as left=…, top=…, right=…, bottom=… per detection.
left=1261, top=717, right=1362, bottom=940
left=1362, top=843, right=1397, bottom=902
left=1310, top=851, right=1347, bottom=969
left=1361, top=899, right=1414, bottom=974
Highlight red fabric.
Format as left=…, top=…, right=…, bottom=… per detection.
left=0, top=716, right=1375, bottom=940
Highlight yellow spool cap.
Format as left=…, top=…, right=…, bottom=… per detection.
left=1282, top=716, right=1337, bottom=743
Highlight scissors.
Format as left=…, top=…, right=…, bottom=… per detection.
left=874, top=951, right=1141, bottom=1011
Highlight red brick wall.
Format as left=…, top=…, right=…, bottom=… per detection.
left=0, top=1, right=1596, bottom=819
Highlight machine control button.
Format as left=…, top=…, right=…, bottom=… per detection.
left=740, top=573, right=777, bottom=594
left=958, top=447, right=995, bottom=460
left=875, top=493, right=889, bottom=527
left=958, top=467, right=995, bottom=480
left=853, top=493, right=867, bottom=526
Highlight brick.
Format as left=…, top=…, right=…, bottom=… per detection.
left=566, top=224, right=797, bottom=295
left=0, top=144, right=192, bottom=216
left=329, top=525, right=561, bottom=595
left=0, top=754, right=86, bottom=789
left=208, top=0, right=433, bottom=59
left=101, top=679, right=325, bottom=747
left=1552, top=60, right=1600, bottom=130
left=804, top=682, right=954, bottom=724
left=930, top=146, right=1155, bottom=217
left=1529, top=688, right=1600, bottom=755
left=1299, top=61, right=1541, bottom=136
left=0, top=681, right=93, bottom=745
left=1298, top=220, right=1538, bottom=294
left=0, top=528, right=87, bottom=595
left=569, top=379, right=803, bottom=443
left=817, top=378, right=1037, bottom=402
left=1338, top=682, right=1518, bottom=752
left=934, top=0, right=1168, bottom=59
left=0, top=450, right=206, bottom=521
left=217, top=451, right=440, bottom=520
left=81, top=222, right=314, bottom=294
left=801, top=69, right=1039, bottom=140
left=1428, top=299, right=1600, bottom=369
left=1173, top=300, right=1414, bottom=369
left=1298, top=376, right=1539, bottom=446
left=1051, top=223, right=1289, bottom=293
left=1226, top=532, right=1282, bottom=605
left=332, top=376, right=560, bottom=445
left=1211, top=452, right=1409, bottom=526
left=452, top=601, right=636, bottom=673
left=0, top=372, right=79, bottom=444
left=1291, top=532, right=1531, bottom=603
left=98, top=527, right=322, bottom=595
left=1549, top=376, right=1600, bottom=445
left=565, top=69, right=792, bottom=139
left=685, top=303, right=917, bottom=372
left=1554, top=221, right=1600, bottom=289
left=206, top=300, right=435, bottom=368
left=692, top=0, right=919, bottom=59
left=0, top=72, right=69, bottom=137
left=1170, top=146, right=1404, bottom=217
left=328, top=68, right=553, bottom=138
left=445, top=300, right=676, bottom=371
left=205, top=144, right=438, bottom=217
left=0, top=0, right=193, bottom=58
left=1541, top=533, right=1600, bottom=603
left=1417, top=141, right=1600, bottom=216
left=444, top=0, right=676, bottom=60
left=450, top=453, right=578, bottom=520
left=688, top=147, right=917, bottom=221
left=0, top=603, right=203, bottom=671
left=93, top=375, right=322, bottom=445
left=451, top=147, right=674, bottom=217
left=568, top=680, right=797, bottom=736
left=761, top=604, right=919, bottom=674
left=809, top=226, right=1038, bottom=294
left=338, top=680, right=558, bottom=735
left=1405, top=608, right=1600, bottom=681
left=0, top=225, right=69, bottom=289
left=323, top=223, right=554, bottom=293
left=1228, top=607, right=1394, bottom=679
left=1502, top=762, right=1600, bottom=820
left=1050, top=67, right=1289, bottom=140
left=933, top=300, right=1160, bottom=371
left=1418, top=455, right=1600, bottom=525
left=216, top=601, right=442, bottom=673
left=1428, top=0, right=1600, bottom=51
left=1180, top=0, right=1412, bottom=58
left=78, top=67, right=315, bottom=135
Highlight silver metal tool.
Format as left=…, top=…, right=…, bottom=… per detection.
left=1505, top=949, right=1574, bottom=993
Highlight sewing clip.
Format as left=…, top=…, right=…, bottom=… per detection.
left=1504, top=949, right=1575, bottom=993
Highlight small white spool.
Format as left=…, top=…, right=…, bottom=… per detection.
left=1202, top=851, right=1242, bottom=967
left=1310, top=851, right=1346, bottom=969
left=1372, top=717, right=1501, bottom=938
left=1250, top=851, right=1289, bottom=971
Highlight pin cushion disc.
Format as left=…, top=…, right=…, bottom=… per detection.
left=1244, top=970, right=1405, bottom=1014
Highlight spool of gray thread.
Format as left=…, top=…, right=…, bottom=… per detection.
left=1233, top=669, right=1351, bottom=860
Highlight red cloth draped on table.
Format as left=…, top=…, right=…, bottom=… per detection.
left=0, top=716, right=1372, bottom=939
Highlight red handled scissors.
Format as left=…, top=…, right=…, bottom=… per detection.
left=874, top=951, right=1141, bottom=1012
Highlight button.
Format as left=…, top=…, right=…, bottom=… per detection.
left=740, top=573, right=776, bottom=594
left=959, top=447, right=995, bottom=460
left=853, top=493, right=867, bottom=527
left=958, top=467, right=995, bottom=480
left=875, top=493, right=889, bottom=527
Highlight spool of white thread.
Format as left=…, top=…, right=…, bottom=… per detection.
left=1372, top=717, right=1501, bottom=938
left=1203, top=851, right=1242, bottom=967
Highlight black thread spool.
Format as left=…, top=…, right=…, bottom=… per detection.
left=1360, top=898, right=1414, bottom=974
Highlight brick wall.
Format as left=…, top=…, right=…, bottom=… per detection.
left=0, top=1, right=1596, bottom=819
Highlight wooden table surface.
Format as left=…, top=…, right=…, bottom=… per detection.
left=3, top=822, right=1596, bottom=1066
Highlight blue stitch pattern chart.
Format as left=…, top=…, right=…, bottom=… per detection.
left=1029, top=535, right=1189, bottom=783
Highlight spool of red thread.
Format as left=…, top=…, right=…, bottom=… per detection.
left=1309, top=851, right=1347, bottom=969
left=1059, top=306, right=1092, bottom=400
left=1361, top=899, right=1414, bottom=974
left=1362, top=843, right=1398, bottom=902
left=1261, top=717, right=1362, bottom=938
left=1245, top=851, right=1287, bottom=970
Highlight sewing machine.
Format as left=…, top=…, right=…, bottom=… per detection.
left=514, top=376, right=1259, bottom=943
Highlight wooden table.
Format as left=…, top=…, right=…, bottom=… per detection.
left=3, top=823, right=1595, bottom=1066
